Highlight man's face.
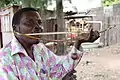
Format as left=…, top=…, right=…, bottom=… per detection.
left=16, top=11, right=43, bottom=44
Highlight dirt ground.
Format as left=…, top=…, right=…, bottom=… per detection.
left=75, top=43, right=120, bottom=80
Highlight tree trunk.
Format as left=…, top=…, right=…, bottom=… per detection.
left=56, top=0, right=65, bottom=55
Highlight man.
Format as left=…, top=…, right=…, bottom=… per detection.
left=45, top=42, right=57, bottom=54
left=0, top=7, right=99, bottom=80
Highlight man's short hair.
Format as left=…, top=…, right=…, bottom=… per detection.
left=12, top=7, right=38, bottom=30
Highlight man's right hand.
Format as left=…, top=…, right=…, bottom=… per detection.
left=74, top=28, right=100, bottom=50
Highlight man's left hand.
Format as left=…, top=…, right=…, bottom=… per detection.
left=62, top=69, right=77, bottom=80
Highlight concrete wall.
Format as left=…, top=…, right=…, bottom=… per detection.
left=88, top=4, right=120, bottom=46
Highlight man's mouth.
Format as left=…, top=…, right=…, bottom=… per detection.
left=33, top=30, right=43, bottom=33
left=28, top=31, right=42, bottom=39
left=31, top=34, right=42, bottom=39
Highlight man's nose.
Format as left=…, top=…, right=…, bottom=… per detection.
left=34, top=24, right=43, bottom=32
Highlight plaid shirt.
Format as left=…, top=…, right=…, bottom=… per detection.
left=0, top=37, right=83, bottom=80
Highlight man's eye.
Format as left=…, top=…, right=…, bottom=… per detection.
left=24, top=22, right=31, bottom=25
left=24, top=21, right=33, bottom=26
left=25, top=22, right=32, bottom=25
left=25, top=20, right=33, bottom=24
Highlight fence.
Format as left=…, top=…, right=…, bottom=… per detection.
left=89, top=4, right=120, bottom=46
left=103, top=16, right=120, bottom=46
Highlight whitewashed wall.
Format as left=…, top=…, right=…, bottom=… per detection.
left=1, top=7, right=14, bottom=47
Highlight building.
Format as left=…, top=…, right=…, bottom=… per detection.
left=0, top=5, right=20, bottom=48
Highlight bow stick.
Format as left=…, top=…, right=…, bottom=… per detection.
left=13, top=25, right=116, bottom=42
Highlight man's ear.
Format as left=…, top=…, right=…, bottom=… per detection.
left=13, top=25, right=20, bottom=32
left=13, top=25, right=16, bottom=31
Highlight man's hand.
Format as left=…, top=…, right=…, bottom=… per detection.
left=62, top=69, right=77, bottom=80
left=87, top=30, right=100, bottom=42
left=76, top=28, right=100, bottom=43
left=74, top=28, right=100, bottom=50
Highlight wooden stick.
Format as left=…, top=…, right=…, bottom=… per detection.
left=6, top=25, right=116, bottom=36
left=25, top=31, right=86, bottom=36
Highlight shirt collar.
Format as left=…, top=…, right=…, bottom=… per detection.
left=11, top=36, right=28, bottom=56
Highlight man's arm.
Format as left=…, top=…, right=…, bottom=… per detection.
left=0, top=52, right=19, bottom=80
left=0, top=62, right=8, bottom=80
left=62, top=29, right=100, bottom=80
left=39, top=43, right=83, bottom=80
left=0, top=62, right=19, bottom=80
left=38, top=29, right=100, bottom=79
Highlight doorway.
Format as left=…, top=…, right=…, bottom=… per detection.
left=0, top=19, right=3, bottom=48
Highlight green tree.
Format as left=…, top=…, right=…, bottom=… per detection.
left=0, top=0, right=11, bottom=8
left=102, top=0, right=120, bottom=6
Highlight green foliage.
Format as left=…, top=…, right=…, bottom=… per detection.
left=0, top=0, right=52, bottom=10
left=0, top=0, right=70, bottom=11
left=18, top=0, right=52, bottom=10
left=102, top=0, right=120, bottom=6
left=0, top=0, right=11, bottom=8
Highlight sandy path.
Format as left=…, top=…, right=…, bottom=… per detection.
left=75, top=45, right=120, bottom=80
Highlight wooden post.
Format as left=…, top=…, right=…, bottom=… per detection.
left=106, top=17, right=110, bottom=46
left=56, top=0, right=65, bottom=55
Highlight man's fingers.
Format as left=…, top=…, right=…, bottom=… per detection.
left=89, top=30, right=100, bottom=42
left=70, top=69, right=77, bottom=73
left=62, top=69, right=77, bottom=80
left=95, top=30, right=100, bottom=36
left=93, top=30, right=100, bottom=39
left=67, top=69, right=77, bottom=76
